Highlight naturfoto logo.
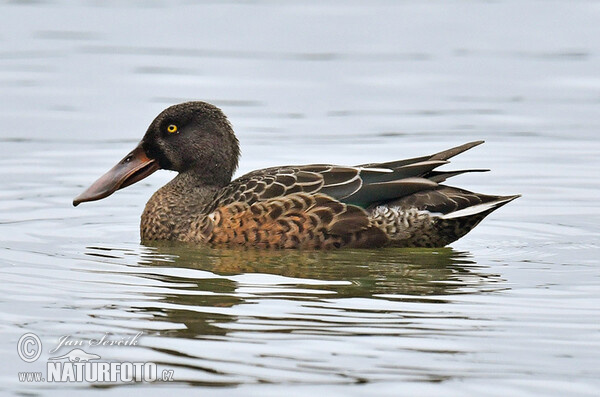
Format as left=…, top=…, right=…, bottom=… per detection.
left=17, top=332, right=174, bottom=384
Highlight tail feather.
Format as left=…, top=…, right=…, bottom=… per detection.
left=440, top=194, right=520, bottom=219
left=355, top=141, right=487, bottom=197
left=430, top=140, right=484, bottom=161
left=427, top=169, right=489, bottom=183
left=360, top=160, right=449, bottom=184
left=358, top=140, right=484, bottom=170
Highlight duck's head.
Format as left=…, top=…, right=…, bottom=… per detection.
left=73, top=101, right=240, bottom=206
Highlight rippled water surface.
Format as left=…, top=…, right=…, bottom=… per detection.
left=1, top=1, right=599, bottom=396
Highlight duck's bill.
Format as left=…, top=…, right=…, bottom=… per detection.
left=73, top=145, right=159, bottom=206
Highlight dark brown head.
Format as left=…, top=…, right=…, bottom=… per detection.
left=73, top=101, right=240, bottom=206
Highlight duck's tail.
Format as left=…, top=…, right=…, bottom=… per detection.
left=440, top=194, right=521, bottom=220
left=369, top=188, right=520, bottom=247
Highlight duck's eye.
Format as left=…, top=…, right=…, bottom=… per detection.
left=167, top=124, right=178, bottom=134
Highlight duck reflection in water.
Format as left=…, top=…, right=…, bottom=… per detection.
left=84, top=244, right=504, bottom=339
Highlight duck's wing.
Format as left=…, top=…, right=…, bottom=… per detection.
left=213, top=141, right=488, bottom=209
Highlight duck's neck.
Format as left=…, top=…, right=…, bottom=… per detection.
left=140, top=171, right=228, bottom=241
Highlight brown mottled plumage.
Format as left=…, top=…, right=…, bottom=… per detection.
left=73, top=101, right=519, bottom=249
left=190, top=193, right=387, bottom=249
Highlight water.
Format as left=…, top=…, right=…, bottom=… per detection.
left=1, top=1, right=599, bottom=395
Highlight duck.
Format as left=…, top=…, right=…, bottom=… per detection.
left=73, top=101, right=519, bottom=249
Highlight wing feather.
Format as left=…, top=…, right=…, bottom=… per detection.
left=212, top=141, right=488, bottom=210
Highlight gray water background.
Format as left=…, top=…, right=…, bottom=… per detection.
left=0, top=1, right=599, bottom=395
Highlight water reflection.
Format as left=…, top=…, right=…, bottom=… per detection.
left=83, top=245, right=503, bottom=340
left=140, top=244, right=502, bottom=297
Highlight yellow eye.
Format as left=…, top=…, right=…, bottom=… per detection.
left=167, top=124, right=178, bottom=134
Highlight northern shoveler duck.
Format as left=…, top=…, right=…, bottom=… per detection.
left=73, top=101, right=519, bottom=249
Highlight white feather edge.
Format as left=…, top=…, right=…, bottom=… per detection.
left=440, top=196, right=518, bottom=219
left=358, top=167, right=393, bottom=173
